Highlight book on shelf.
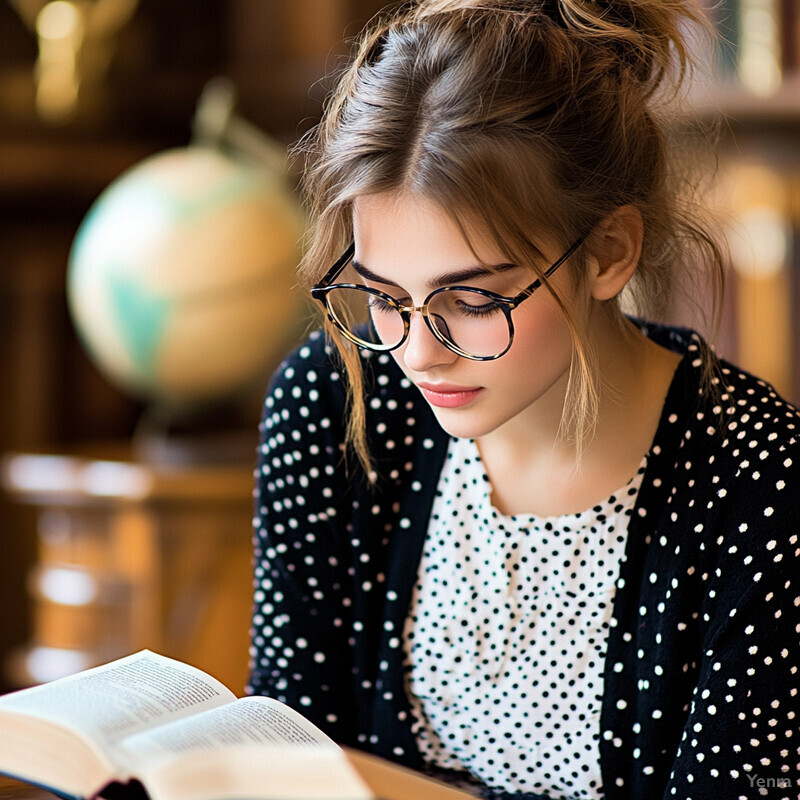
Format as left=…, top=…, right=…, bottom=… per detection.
left=720, top=158, right=797, bottom=402
left=702, top=0, right=800, bottom=94
left=780, top=0, right=799, bottom=72
left=707, top=0, right=740, bottom=78
left=0, top=650, right=475, bottom=800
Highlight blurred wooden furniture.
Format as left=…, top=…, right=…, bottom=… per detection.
left=1, top=445, right=254, bottom=694
left=0, top=0, right=390, bottom=693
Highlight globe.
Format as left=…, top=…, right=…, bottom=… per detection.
left=67, top=146, right=307, bottom=412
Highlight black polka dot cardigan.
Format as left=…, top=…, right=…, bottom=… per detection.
left=248, top=323, right=800, bottom=800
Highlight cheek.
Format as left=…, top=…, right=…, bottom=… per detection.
left=503, top=300, right=573, bottom=369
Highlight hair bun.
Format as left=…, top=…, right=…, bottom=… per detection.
left=414, top=0, right=713, bottom=96
left=551, top=0, right=712, bottom=93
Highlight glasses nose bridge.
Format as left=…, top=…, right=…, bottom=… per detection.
left=397, top=301, right=428, bottom=316
left=399, top=302, right=438, bottom=342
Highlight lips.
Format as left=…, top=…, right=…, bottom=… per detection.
left=416, top=382, right=483, bottom=409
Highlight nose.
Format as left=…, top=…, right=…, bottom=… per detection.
left=400, top=311, right=458, bottom=373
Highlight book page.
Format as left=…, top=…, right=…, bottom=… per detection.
left=0, top=651, right=235, bottom=758
left=138, top=744, right=481, bottom=800
left=120, top=696, right=334, bottom=769
left=141, top=744, right=373, bottom=800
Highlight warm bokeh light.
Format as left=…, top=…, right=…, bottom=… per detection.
left=36, top=0, right=81, bottom=41
left=737, top=0, right=782, bottom=96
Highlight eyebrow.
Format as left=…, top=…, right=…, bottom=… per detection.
left=351, top=259, right=520, bottom=290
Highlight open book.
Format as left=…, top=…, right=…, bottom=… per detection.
left=0, top=650, right=476, bottom=800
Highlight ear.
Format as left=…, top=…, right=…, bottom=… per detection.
left=586, top=205, right=643, bottom=301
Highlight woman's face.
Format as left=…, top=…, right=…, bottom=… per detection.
left=352, top=192, right=584, bottom=441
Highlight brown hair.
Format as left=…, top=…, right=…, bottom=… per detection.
left=294, top=0, right=725, bottom=473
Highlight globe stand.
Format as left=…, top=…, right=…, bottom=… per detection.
left=131, top=399, right=258, bottom=467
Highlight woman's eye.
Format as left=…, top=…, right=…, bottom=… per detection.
left=453, top=298, right=503, bottom=317
left=367, top=295, right=397, bottom=313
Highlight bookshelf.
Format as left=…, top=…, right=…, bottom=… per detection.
left=686, top=0, right=800, bottom=404
left=690, top=73, right=800, bottom=123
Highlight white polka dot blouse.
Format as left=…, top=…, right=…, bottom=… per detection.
left=248, top=323, right=800, bottom=800
left=405, top=436, right=646, bottom=798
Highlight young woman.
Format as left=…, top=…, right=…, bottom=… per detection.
left=247, top=2, right=800, bottom=798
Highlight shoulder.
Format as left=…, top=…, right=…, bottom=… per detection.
left=675, top=347, right=799, bottom=483
left=257, top=332, right=348, bottom=469
left=261, top=330, right=446, bottom=469
left=264, top=330, right=346, bottom=412
left=646, top=324, right=800, bottom=539
left=645, top=323, right=800, bottom=463
left=705, top=360, right=800, bottom=530
left=264, top=331, right=427, bottom=417
left=713, top=359, right=800, bottom=449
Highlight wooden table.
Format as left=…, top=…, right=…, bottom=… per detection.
left=0, top=775, right=57, bottom=798
left=0, top=775, right=139, bottom=798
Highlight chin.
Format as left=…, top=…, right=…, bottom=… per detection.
left=429, top=408, right=501, bottom=440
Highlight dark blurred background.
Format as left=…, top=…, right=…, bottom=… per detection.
left=0, top=0, right=389, bottom=692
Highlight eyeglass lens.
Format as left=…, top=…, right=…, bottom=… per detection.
left=324, top=285, right=510, bottom=358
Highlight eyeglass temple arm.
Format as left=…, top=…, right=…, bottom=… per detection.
left=314, top=242, right=356, bottom=289
left=510, top=234, right=587, bottom=304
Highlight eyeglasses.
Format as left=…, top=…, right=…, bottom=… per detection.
left=310, top=235, right=586, bottom=361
